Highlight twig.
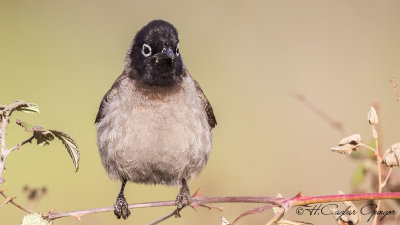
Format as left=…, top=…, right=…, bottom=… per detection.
left=7, top=134, right=35, bottom=153
left=233, top=205, right=274, bottom=224
left=358, top=143, right=377, bottom=153
left=0, top=190, right=31, bottom=213
left=45, top=192, right=400, bottom=222
left=0, top=127, right=36, bottom=183
left=390, top=78, right=400, bottom=102
left=265, top=207, right=284, bottom=225
left=291, top=93, right=347, bottom=135
left=369, top=106, right=384, bottom=225
left=147, top=201, right=223, bottom=225
left=146, top=209, right=179, bottom=225
left=0, top=113, right=9, bottom=184
left=381, top=168, right=393, bottom=188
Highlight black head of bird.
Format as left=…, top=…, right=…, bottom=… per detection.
left=129, top=20, right=183, bottom=86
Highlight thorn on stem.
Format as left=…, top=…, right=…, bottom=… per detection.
left=74, top=214, right=83, bottom=222
left=192, top=187, right=202, bottom=197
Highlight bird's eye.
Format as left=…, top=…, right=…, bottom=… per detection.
left=176, top=43, right=180, bottom=56
left=142, top=44, right=152, bottom=57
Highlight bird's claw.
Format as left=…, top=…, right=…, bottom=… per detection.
left=175, top=186, right=191, bottom=217
left=114, top=194, right=130, bottom=219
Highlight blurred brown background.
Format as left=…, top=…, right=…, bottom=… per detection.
left=1, top=0, right=400, bottom=224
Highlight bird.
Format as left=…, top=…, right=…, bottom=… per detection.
left=95, top=19, right=216, bottom=219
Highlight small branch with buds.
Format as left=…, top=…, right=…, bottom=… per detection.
left=330, top=106, right=400, bottom=225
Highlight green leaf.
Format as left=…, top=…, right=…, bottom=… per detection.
left=351, top=164, right=366, bottom=187
left=50, top=130, right=80, bottom=172
left=21, top=213, right=52, bottom=225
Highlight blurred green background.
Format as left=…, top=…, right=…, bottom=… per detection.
left=1, top=1, right=400, bottom=224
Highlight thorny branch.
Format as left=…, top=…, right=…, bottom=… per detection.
left=45, top=192, right=400, bottom=224
left=0, top=114, right=35, bottom=184
left=0, top=189, right=31, bottom=213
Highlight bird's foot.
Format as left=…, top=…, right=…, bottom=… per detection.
left=114, top=194, right=130, bottom=219
left=175, top=182, right=191, bottom=217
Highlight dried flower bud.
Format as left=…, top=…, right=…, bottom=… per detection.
left=383, top=143, right=400, bottom=167
left=368, top=106, right=379, bottom=125
left=338, top=134, right=361, bottom=146
left=331, top=145, right=355, bottom=155
left=331, top=134, right=361, bottom=155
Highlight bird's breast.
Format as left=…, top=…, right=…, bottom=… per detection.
left=96, top=76, right=212, bottom=185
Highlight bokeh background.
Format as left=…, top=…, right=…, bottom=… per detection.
left=1, top=1, right=400, bottom=224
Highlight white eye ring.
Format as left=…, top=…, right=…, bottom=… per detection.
left=142, top=44, right=152, bottom=57
left=176, top=43, right=180, bottom=56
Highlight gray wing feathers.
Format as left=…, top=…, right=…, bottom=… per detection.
left=95, top=73, right=129, bottom=124
left=192, top=79, right=217, bottom=129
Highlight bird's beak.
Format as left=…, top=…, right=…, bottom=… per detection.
left=154, top=47, right=175, bottom=62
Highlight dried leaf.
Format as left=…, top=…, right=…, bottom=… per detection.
left=331, top=145, right=355, bottom=155
left=331, top=134, right=361, bottom=155
left=16, top=120, right=54, bottom=145
left=13, top=101, right=40, bottom=114
left=3, top=100, right=39, bottom=117
left=368, top=106, right=378, bottom=125
left=15, top=120, right=80, bottom=172
left=383, top=143, right=400, bottom=167
left=50, top=130, right=80, bottom=172
left=35, top=131, right=55, bottom=146
left=21, top=213, right=52, bottom=225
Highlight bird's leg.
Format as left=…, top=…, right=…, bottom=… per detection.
left=114, top=179, right=130, bottom=219
left=175, top=178, right=191, bottom=217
